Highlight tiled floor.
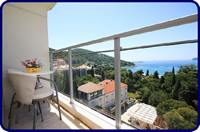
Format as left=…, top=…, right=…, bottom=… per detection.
left=4, top=100, right=89, bottom=129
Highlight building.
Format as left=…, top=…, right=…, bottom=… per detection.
left=99, top=80, right=128, bottom=108
left=78, top=79, right=128, bottom=109
left=78, top=82, right=104, bottom=107
left=128, top=103, right=166, bottom=129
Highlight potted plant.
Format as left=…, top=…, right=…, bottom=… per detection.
left=20, top=58, right=43, bottom=73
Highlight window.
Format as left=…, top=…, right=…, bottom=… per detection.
left=98, top=90, right=102, bottom=96
left=94, top=92, right=98, bottom=98
left=99, top=98, right=102, bottom=101
left=90, top=93, right=94, bottom=99
left=106, top=101, right=109, bottom=104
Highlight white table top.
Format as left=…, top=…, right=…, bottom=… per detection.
left=25, top=70, right=54, bottom=75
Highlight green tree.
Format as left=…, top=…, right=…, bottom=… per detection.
left=146, top=69, right=149, bottom=76
left=172, top=74, right=176, bottom=86
left=156, top=99, right=194, bottom=115
left=172, top=66, right=175, bottom=74
left=172, top=79, right=181, bottom=100
left=148, top=91, right=168, bottom=107
left=153, top=71, right=159, bottom=79
left=138, top=87, right=152, bottom=104
left=163, top=110, right=193, bottom=129
left=160, top=76, right=165, bottom=84
left=178, top=64, right=197, bottom=74
left=101, top=71, right=105, bottom=80
left=177, top=107, right=197, bottom=125
left=163, top=108, right=197, bottom=129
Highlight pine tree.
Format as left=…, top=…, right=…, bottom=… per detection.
left=146, top=70, right=149, bottom=76
left=160, top=76, right=165, bottom=84
left=172, top=66, right=175, bottom=74
left=172, top=74, right=176, bottom=86
left=101, top=71, right=105, bottom=80
left=153, top=71, right=159, bottom=79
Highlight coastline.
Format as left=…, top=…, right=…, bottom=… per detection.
left=122, top=65, right=139, bottom=68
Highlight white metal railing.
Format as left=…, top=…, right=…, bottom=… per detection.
left=49, top=13, right=197, bottom=129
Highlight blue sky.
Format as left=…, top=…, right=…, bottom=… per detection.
left=48, top=2, right=198, bottom=62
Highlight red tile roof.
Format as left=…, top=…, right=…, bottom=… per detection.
left=98, top=79, right=127, bottom=94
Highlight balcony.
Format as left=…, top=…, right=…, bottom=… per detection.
left=2, top=2, right=198, bottom=130
left=4, top=100, right=89, bottom=129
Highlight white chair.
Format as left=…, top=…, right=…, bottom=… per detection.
left=7, top=71, right=62, bottom=129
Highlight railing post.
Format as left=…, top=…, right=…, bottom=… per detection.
left=68, top=48, right=74, bottom=104
left=49, top=52, right=54, bottom=86
left=114, top=38, right=121, bottom=129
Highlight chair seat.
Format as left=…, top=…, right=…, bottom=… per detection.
left=33, top=87, right=54, bottom=100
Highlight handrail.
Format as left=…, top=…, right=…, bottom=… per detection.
left=72, top=39, right=198, bottom=56
left=50, top=13, right=197, bottom=53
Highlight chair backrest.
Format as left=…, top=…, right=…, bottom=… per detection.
left=7, top=71, right=37, bottom=105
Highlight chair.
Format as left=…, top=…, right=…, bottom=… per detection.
left=7, top=71, right=62, bottom=129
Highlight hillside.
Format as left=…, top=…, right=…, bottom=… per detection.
left=49, top=48, right=135, bottom=67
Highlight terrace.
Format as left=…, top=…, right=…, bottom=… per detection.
left=2, top=2, right=197, bottom=130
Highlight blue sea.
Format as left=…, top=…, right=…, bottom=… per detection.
left=124, top=60, right=198, bottom=76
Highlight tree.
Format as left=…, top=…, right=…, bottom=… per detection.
left=178, top=64, right=197, bottom=73
left=148, top=91, right=168, bottom=107
left=156, top=99, right=194, bottom=115
left=172, top=79, right=181, bottom=100
left=91, top=66, right=94, bottom=77
left=172, top=74, right=176, bottom=86
left=138, top=87, right=152, bottom=104
left=163, top=110, right=193, bottom=129
left=160, top=76, right=164, bottom=84
left=146, top=69, right=149, bottom=76
left=153, top=71, right=159, bottom=79
left=128, top=70, right=133, bottom=79
left=177, top=107, right=197, bottom=125
left=101, top=71, right=105, bottom=80
left=172, top=66, right=175, bottom=74
left=163, top=108, right=197, bottom=129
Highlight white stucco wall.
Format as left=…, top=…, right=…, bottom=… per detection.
left=3, top=3, right=54, bottom=107
left=104, top=86, right=128, bottom=108
left=88, top=96, right=104, bottom=108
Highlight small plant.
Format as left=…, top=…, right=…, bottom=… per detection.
left=20, top=58, right=43, bottom=68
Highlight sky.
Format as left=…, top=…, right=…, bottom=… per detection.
left=48, top=2, right=198, bottom=62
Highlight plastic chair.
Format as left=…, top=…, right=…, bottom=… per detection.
left=7, top=71, right=62, bottom=129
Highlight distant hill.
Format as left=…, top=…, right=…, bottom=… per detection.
left=192, top=58, right=198, bottom=60
left=49, top=48, right=135, bottom=67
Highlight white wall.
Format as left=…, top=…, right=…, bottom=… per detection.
left=104, top=91, right=115, bottom=108
left=3, top=3, right=54, bottom=107
left=88, top=96, right=104, bottom=108
left=104, top=86, right=128, bottom=108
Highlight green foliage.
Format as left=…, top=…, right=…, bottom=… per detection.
left=153, top=71, right=159, bottom=79
left=127, top=92, right=141, bottom=99
left=148, top=91, right=168, bottom=107
left=163, top=108, right=197, bottom=129
left=160, top=76, right=164, bottom=84
left=50, top=48, right=135, bottom=67
left=177, top=107, right=197, bottom=125
left=172, top=66, right=175, bottom=74
left=79, top=74, right=100, bottom=86
left=156, top=99, right=194, bottom=115
left=178, top=64, right=197, bottom=73
left=138, top=87, right=152, bottom=104
left=146, top=69, right=149, bottom=76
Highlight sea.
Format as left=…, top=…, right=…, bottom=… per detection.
left=123, top=60, right=198, bottom=76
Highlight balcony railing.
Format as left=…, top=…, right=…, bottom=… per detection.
left=49, top=13, right=197, bottom=129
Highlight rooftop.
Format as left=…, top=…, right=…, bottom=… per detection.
left=78, top=82, right=104, bottom=94
left=98, top=79, right=127, bottom=94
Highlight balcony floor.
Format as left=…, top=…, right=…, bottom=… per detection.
left=5, top=100, right=89, bottom=129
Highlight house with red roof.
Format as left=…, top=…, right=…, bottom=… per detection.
left=78, top=79, right=128, bottom=108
